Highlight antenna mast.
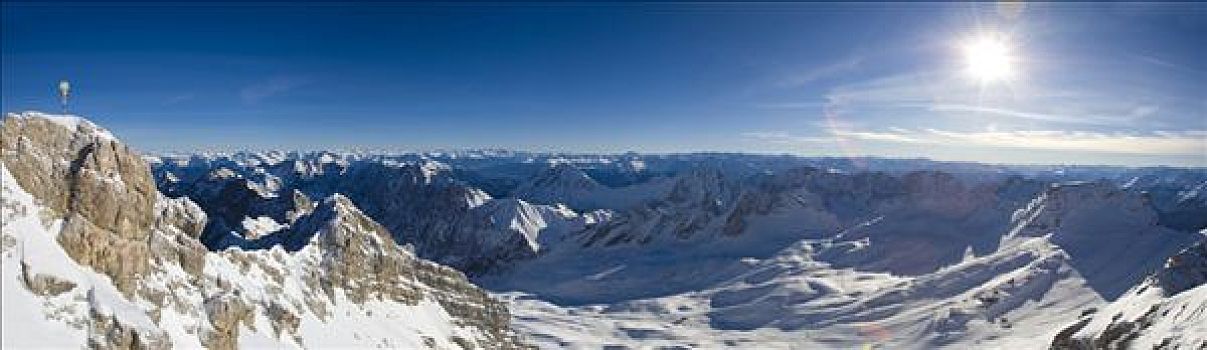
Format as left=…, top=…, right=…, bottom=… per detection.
left=58, top=80, right=71, bottom=113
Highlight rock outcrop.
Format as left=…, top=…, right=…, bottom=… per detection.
left=2, top=112, right=156, bottom=294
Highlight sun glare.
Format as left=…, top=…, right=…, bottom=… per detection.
left=963, top=35, right=1015, bottom=83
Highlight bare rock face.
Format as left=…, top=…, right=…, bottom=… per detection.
left=2, top=112, right=157, bottom=294
left=154, top=195, right=207, bottom=240
left=292, top=194, right=425, bottom=303
left=2, top=113, right=157, bottom=234
left=57, top=213, right=152, bottom=294
left=201, top=293, right=256, bottom=350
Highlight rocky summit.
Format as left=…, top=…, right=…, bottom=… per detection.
left=1, top=112, right=529, bottom=349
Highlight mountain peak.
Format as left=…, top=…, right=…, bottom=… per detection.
left=544, top=162, right=598, bottom=184
left=1010, top=179, right=1157, bottom=238
left=511, top=162, right=601, bottom=206
left=5, top=111, right=116, bottom=142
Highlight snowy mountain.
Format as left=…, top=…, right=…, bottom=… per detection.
left=511, top=163, right=605, bottom=208
left=510, top=162, right=670, bottom=211
left=1, top=112, right=527, bottom=349
left=7, top=110, right=1204, bottom=349
left=145, top=133, right=1207, bottom=348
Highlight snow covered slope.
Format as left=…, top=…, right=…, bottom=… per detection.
left=489, top=169, right=1202, bottom=349
left=1051, top=239, right=1207, bottom=349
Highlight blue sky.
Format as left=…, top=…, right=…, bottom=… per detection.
left=3, top=2, right=1204, bottom=166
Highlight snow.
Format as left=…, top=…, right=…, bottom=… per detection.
left=1071, top=281, right=1207, bottom=347
left=242, top=215, right=285, bottom=239
left=290, top=296, right=469, bottom=349
left=498, top=238, right=1101, bottom=349
left=7, top=111, right=117, bottom=141
left=2, top=163, right=161, bottom=346
left=477, top=198, right=593, bottom=253
left=86, top=279, right=161, bottom=334
left=0, top=265, right=89, bottom=349
left=2, top=164, right=90, bottom=349
left=484, top=173, right=1202, bottom=349
left=585, top=265, right=627, bottom=281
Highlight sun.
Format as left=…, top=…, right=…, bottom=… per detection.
left=962, top=34, right=1015, bottom=83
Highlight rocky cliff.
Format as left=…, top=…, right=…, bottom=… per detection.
left=2, top=112, right=158, bottom=295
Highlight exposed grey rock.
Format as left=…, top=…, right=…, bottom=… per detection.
left=87, top=310, right=171, bottom=350
left=19, top=261, right=76, bottom=296
left=265, top=302, right=301, bottom=342
left=201, top=293, right=255, bottom=350
left=57, top=212, right=150, bottom=295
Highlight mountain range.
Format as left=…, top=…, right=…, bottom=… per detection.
left=4, top=111, right=1205, bottom=349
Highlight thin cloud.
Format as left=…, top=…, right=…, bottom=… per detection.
left=752, top=101, right=829, bottom=110
left=914, top=129, right=1206, bottom=156
left=741, top=131, right=835, bottom=144
left=829, top=129, right=926, bottom=143
left=926, top=103, right=1123, bottom=126
left=1130, top=53, right=1207, bottom=76
left=240, top=76, right=309, bottom=104
left=778, top=56, right=863, bottom=88
left=744, top=128, right=1207, bottom=156
left=817, top=68, right=1192, bottom=130
left=823, top=71, right=954, bottom=106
